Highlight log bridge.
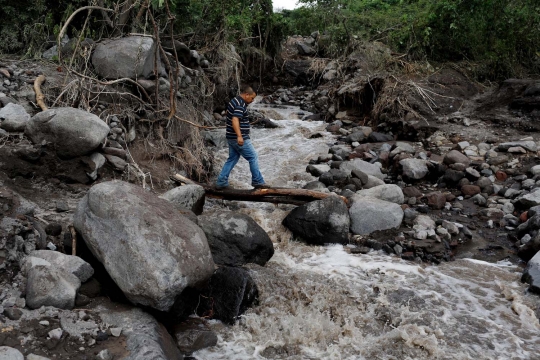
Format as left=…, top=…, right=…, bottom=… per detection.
left=171, top=174, right=348, bottom=206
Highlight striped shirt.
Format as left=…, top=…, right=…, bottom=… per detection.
left=226, top=96, right=250, bottom=140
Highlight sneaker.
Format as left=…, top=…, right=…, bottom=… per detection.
left=215, top=185, right=229, bottom=190
left=253, top=184, right=271, bottom=190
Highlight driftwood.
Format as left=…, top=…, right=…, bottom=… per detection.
left=68, top=225, right=77, bottom=256
left=171, top=174, right=348, bottom=206
left=34, top=75, right=48, bottom=111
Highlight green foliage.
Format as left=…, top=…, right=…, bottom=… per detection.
left=281, top=0, right=540, bottom=79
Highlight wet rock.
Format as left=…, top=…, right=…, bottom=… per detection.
left=518, top=233, right=540, bottom=262
left=306, top=164, right=331, bottom=177
left=498, top=141, right=537, bottom=152
left=443, top=150, right=471, bottom=165
left=198, top=211, right=274, bottom=266
left=26, top=265, right=81, bottom=310
left=303, top=181, right=326, bottom=190
left=92, top=36, right=165, bottom=80
left=400, top=159, right=429, bottom=180
left=345, top=132, right=366, bottom=143
left=426, top=192, right=446, bottom=209
left=0, top=103, right=30, bottom=132
left=340, top=159, right=385, bottom=179
left=25, top=107, right=109, bottom=159
left=0, top=347, right=24, bottom=360
left=160, top=185, right=206, bottom=215
left=206, top=267, right=259, bottom=324
left=319, top=172, right=334, bottom=186
left=29, top=250, right=94, bottom=282
left=349, top=196, right=404, bottom=235
left=355, top=184, right=404, bottom=204
left=522, top=251, right=540, bottom=294
left=283, top=196, right=350, bottom=245
left=73, top=180, right=215, bottom=311
left=517, top=191, right=540, bottom=209
left=173, top=318, right=218, bottom=354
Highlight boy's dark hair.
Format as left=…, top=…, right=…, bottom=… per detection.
left=240, top=84, right=255, bottom=95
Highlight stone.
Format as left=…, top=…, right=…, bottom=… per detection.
left=297, top=42, right=316, bottom=56
left=303, top=181, right=327, bottom=190
left=351, top=169, right=369, bottom=185
left=3, top=307, right=22, bottom=320
left=0, top=347, right=24, bottom=360
left=0, top=103, right=30, bottom=132
left=390, top=142, right=415, bottom=156
left=26, top=265, right=81, bottom=310
left=92, top=36, right=165, bottom=80
left=443, top=169, right=465, bottom=184
left=461, top=185, right=481, bottom=196
left=400, top=158, right=429, bottom=180
left=306, top=164, right=331, bottom=177
left=95, top=350, right=112, bottom=360
left=498, top=141, right=537, bottom=152
left=345, top=132, right=366, bottom=143
left=198, top=211, right=274, bottom=266
left=340, top=159, right=385, bottom=180
left=98, top=304, right=183, bottom=360
left=531, top=165, right=540, bottom=176
left=29, top=250, right=94, bottom=282
left=349, top=196, right=404, bottom=235
left=507, top=146, right=527, bottom=154
left=45, top=223, right=62, bottom=236
left=206, top=267, right=259, bottom=324
left=368, top=132, right=393, bottom=142
left=355, top=184, right=404, bottom=204
left=522, top=251, right=540, bottom=294
left=282, top=196, right=350, bottom=245
left=517, top=192, right=540, bottom=209
left=496, top=171, right=508, bottom=181
left=27, top=355, right=51, bottom=360
left=403, top=186, right=422, bottom=198
left=110, top=327, right=122, bottom=337
left=173, top=318, right=218, bottom=354
left=426, top=192, right=446, bottom=209
left=160, top=185, right=206, bottom=215
left=73, top=180, right=215, bottom=311
left=442, top=220, right=459, bottom=235
left=25, top=107, right=109, bottom=159
left=104, top=154, right=127, bottom=171
left=413, top=215, right=436, bottom=230
left=472, top=194, right=487, bottom=206
left=465, top=167, right=481, bottom=179
left=443, top=150, right=471, bottom=165
left=363, top=175, right=385, bottom=189
left=87, top=153, right=106, bottom=180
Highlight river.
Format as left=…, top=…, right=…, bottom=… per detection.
left=195, top=104, right=540, bottom=359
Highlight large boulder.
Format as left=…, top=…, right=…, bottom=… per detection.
left=522, top=251, right=540, bottom=294
left=282, top=196, right=350, bottom=245
left=73, top=180, right=215, bottom=311
left=198, top=211, right=274, bottom=267
left=340, top=159, right=385, bottom=180
left=92, top=36, right=165, bottom=80
left=26, top=265, right=81, bottom=310
left=349, top=196, right=404, bottom=235
left=355, top=184, right=404, bottom=204
left=160, top=185, right=206, bottom=215
left=0, top=103, right=30, bottom=132
left=25, top=107, right=109, bottom=158
left=29, top=250, right=94, bottom=282
left=0, top=347, right=24, bottom=360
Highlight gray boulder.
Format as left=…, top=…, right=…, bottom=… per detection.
left=173, top=318, right=218, bottom=354
left=26, top=265, right=81, bottom=310
left=160, top=185, right=206, bottom=215
left=400, top=158, right=429, bottom=180
left=25, top=107, right=109, bottom=158
left=0, top=347, right=24, bottom=360
left=522, top=251, right=540, bottom=294
left=340, top=159, right=385, bottom=180
left=73, top=180, right=215, bottom=311
left=29, top=250, right=94, bottom=282
left=349, top=196, right=404, bottom=235
left=498, top=141, right=537, bottom=152
left=355, top=184, right=404, bottom=204
left=297, top=42, right=316, bottom=56
left=282, top=196, right=350, bottom=245
left=0, top=103, right=30, bottom=132
left=92, top=36, right=165, bottom=80
left=363, top=175, right=385, bottom=189
left=198, top=211, right=274, bottom=266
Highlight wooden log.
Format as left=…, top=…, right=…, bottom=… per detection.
left=171, top=174, right=348, bottom=206
left=33, top=75, right=48, bottom=111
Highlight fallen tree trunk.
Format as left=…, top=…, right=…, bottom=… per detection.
left=171, top=174, right=348, bottom=206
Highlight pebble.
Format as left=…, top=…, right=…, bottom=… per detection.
left=48, top=328, right=63, bottom=340
left=39, top=320, right=50, bottom=326
left=110, top=327, right=122, bottom=337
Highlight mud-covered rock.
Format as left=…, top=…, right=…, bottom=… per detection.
left=73, top=180, right=215, bottom=311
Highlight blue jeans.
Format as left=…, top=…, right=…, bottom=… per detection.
left=216, top=139, right=265, bottom=187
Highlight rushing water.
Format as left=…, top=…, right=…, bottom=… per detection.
left=196, top=104, right=540, bottom=359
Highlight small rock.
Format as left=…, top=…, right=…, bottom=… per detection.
left=522, top=251, right=540, bottom=294
left=95, top=349, right=112, bottom=360
left=3, top=307, right=22, bottom=320
left=461, top=185, right=481, bottom=196
left=48, top=328, right=63, bottom=340
left=109, top=327, right=122, bottom=337
left=444, top=150, right=471, bottom=165
left=55, top=201, right=69, bottom=212
left=40, top=320, right=50, bottom=326
left=426, top=192, right=446, bottom=209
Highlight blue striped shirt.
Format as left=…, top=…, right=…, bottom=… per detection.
left=226, top=96, right=250, bottom=140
